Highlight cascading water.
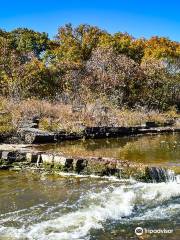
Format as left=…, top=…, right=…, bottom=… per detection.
left=145, top=167, right=177, bottom=182
left=0, top=170, right=180, bottom=240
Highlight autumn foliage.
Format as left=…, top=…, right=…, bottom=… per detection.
left=0, top=24, right=179, bottom=111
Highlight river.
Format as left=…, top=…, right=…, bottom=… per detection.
left=0, top=133, right=180, bottom=240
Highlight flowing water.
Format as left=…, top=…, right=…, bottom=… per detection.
left=37, top=133, right=180, bottom=167
left=0, top=133, right=180, bottom=240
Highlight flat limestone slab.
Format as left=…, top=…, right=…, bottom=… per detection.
left=0, top=144, right=32, bottom=152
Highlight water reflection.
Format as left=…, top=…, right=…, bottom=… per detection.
left=37, top=133, right=180, bottom=165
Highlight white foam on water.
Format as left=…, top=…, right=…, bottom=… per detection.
left=176, top=174, right=180, bottom=183
left=132, top=203, right=180, bottom=220
left=0, top=180, right=180, bottom=240
left=56, top=172, right=136, bottom=183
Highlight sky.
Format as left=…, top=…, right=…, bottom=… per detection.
left=1, top=0, right=180, bottom=41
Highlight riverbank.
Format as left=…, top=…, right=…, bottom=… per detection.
left=1, top=124, right=180, bottom=144
left=1, top=98, right=180, bottom=182
left=0, top=98, right=180, bottom=144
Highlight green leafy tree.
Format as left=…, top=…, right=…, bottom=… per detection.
left=10, top=28, right=49, bottom=59
left=48, top=24, right=105, bottom=66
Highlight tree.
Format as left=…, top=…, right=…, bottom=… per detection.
left=84, top=47, right=146, bottom=107
left=0, top=24, right=179, bottom=111
left=141, top=59, right=180, bottom=110
left=0, top=34, right=59, bottom=99
left=48, top=24, right=105, bottom=67
left=143, top=36, right=179, bottom=61
left=10, top=28, right=49, bottom=59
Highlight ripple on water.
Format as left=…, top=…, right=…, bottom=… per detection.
left=0, top=174, right=180, bottom=240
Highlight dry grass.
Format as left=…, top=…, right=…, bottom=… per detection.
left=0, top=97, right=179, bottom=133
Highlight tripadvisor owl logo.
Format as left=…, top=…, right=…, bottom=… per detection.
left=135, top=227, right=173, bottom=236
left=135, top=227, right=143, bottom=236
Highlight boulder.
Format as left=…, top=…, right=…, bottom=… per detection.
left=19, top=128, right=55, bottom=144
left=144, top=167, right=176, bottom=182
left=1, top=150, right=26, bottom=163
left=73, top=159, right=87, bottom=173
left=26, top=152, right=39, bottom=163
left=54, top=155, right=66, bottom=166
left=41, top=154, right=54, bottom=164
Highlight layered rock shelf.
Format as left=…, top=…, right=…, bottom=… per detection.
left=0, top=145, right=148, bottom=179
left=0, top=145, right=177, bottom=182
left=1, top=125, right=180, bottom=144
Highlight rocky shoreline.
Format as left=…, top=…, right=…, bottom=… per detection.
left=1, top=124, right=180, bottom=144
left=0, top=144, right=178, bottom=183
left=1, top=120, right=180, bottom=182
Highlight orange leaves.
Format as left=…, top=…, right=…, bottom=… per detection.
left=143, top=36, right=180, bottom=60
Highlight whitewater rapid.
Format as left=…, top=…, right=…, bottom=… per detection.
left=0, top=176, right=180, bottom=240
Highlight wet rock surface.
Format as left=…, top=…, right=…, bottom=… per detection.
left=0, top=146, right=145, bottom=179
left=0, top=142, right=179, bottom=182
left=0, top=145, right=175, bottom=182
left=144, top=167, right=176, bottom=182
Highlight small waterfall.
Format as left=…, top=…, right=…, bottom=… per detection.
left=145, top=167, right=177, bottom=183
